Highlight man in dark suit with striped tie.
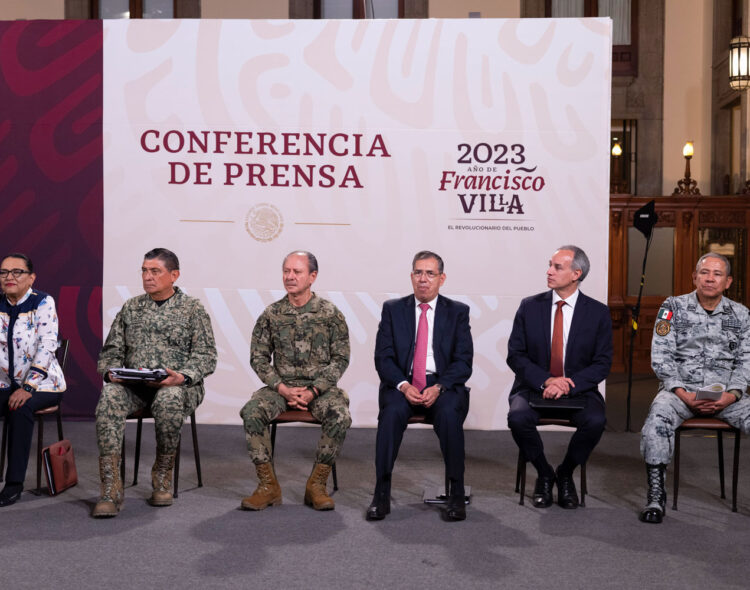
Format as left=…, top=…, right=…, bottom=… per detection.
left=507, top=246, right=612, bottom=509
left=367, top=251, right=473, bottom=521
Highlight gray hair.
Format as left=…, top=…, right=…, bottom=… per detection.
left=412, top=250, right=444, bottom=273
left=284, top=250, right=318, bottom=273
left=696, top=252, right=731, bottom=275
left=557, top=245, right=590, bottom=282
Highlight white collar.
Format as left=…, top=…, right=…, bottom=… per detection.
left=552, top=288, right=579, bottom=308
left=7, top=288, right=33, bottom=307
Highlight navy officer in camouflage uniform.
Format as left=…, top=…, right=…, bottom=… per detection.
left=92, top=248, right=217, bottom=517
left=240, top=250, right=351, bottom=511
left=640, top=252, right=750, bottom=523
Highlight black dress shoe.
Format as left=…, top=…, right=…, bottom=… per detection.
left=556, top=469, right=579, bottom=509
left=532, top=474, right=555, bottom=508
left=0, top=486, right=23, bottom=507
left=445, top=494, right=466, bottom=521
left=366, top=493, right=390, bottom=521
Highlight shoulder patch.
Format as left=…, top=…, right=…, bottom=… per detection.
left=656, top=308, right=673, bottom=321
left=655, top=320, right=671, bottom=336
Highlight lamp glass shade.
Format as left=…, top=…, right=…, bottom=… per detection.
left=611, top=143, right=622, bottom=157
left=682, top=142, right=694, bottom=157
left=729, top=36, right=750, bottom=90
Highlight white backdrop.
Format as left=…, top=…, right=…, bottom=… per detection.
left=102, top=18, right=612, bottom=428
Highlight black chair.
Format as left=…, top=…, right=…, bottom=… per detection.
left=405, top=414, right=473, bottom=505
left=515, top=417, right=588, bottom=506
left=672, top=417, right=741, bottom=512
left=1, top=339, right=69, bottom=494
left=122, top=408, right=202, bottom=499
left=270, top=410, right=338, bottom=491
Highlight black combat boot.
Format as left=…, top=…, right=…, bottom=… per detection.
left=639, top=463, right=666, bottom=523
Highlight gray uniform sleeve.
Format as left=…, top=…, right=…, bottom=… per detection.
left=651, top=297, right=684, bottom=392
left=726, top=305, right=750, bottom=394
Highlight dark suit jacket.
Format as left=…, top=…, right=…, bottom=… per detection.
left=374, top=294, right=473, bottom=397
left=507, top=290, right=612, bottom=398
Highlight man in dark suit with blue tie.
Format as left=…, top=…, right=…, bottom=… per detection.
left=507, top=245, right=612, bottom=509
left=367, top=251, right=473, bottom=521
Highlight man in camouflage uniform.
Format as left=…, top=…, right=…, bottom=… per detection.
left=640, top=253, right=750, bottom=523
left=92, top=248, right=217, bottom=518
left=240, top=250, right=351, bottom=511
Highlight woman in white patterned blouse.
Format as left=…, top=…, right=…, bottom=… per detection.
left=0, top=253, right=66, bottom=506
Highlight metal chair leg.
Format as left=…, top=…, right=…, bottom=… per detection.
left=580, top=462, right=587, bottom=507
left=41, top=407, right=65, bottom=495
left=518, top=452, right=527, bottom=506
left=174, top=434, right=181, bottom=499
left=190, top=413, right=202, bottom=487
left=56, top=409, right=64, bottom=441
left=133, top=417, right=143, bottom=485
left=672, top=429, right=681, bottom=510
left=732, top=430, right=740, bottom=512
left=121, top=434, right=126, bottom=483
left=34, top=415, right=44, bottom=495
left=718, top=431, right=726, bottom=499
left=1, top=419, right=8, bottom=482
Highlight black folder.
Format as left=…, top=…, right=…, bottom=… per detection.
left=528, top=391, right=586, bottom=411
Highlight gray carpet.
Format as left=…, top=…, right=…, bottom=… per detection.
left=1, top=417, right=748, bottom=590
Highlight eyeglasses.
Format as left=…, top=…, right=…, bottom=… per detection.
left=0, top=269, right=31, bottom=278
left=412, top=270, right=441, bottom=280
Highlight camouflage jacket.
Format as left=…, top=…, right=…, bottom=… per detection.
left=250, top=293, right=350, bottom=394
left=98, top=287, right=217, bottom=396
left=651, top=291, right=750, bottom=395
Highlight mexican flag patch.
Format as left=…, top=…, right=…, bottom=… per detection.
left=657, top=308, right=673, bottom=321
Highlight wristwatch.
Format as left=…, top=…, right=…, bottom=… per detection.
left=435, top=383, right=445, bottom=394
left=22, top=383, right=34, bottom=393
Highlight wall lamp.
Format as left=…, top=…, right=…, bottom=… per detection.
left=730, top=36, right=750, bottom=91
left=673, top=141, right=700, bottom=195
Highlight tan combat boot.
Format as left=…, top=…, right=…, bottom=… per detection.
left=92, top=454, right=123, bottom=518
left=241, top=462, right=282, bottom=510
left=148, top=453, right=175, bottom=506
left=304, top=463, right=335, bottom=510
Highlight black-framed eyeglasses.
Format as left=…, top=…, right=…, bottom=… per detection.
left=0, top=269, right=31, bottom=278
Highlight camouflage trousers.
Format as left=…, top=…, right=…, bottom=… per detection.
left=640, top=390, right=750, bottom=465
left=240, top=386, right=351, bottom=465
left=95, top=382, right=200, bottom=456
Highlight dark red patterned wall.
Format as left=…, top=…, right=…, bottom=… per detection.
left=0, top=20, right=103, bottom=418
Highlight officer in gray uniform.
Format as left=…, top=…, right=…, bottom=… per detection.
left=240, top=250, right=351, bottom=512
left=640, top=252, right=750, bottom=523
left=93, top=248, right=217, bottom=518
